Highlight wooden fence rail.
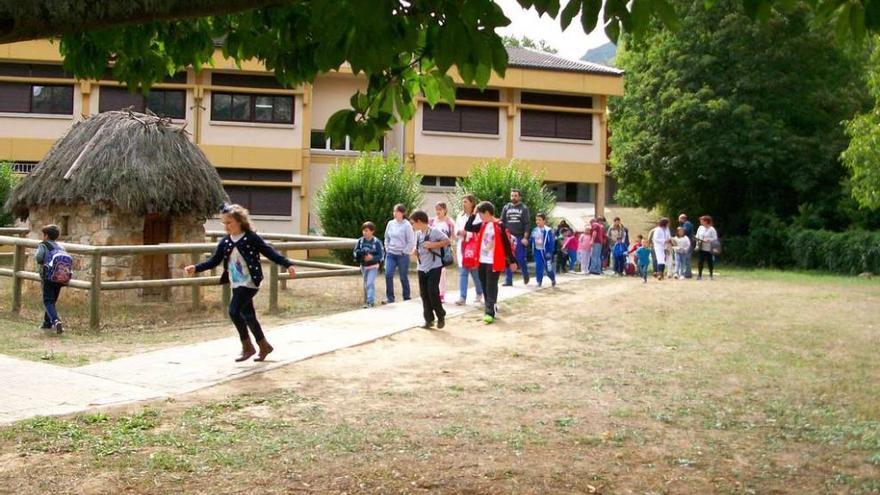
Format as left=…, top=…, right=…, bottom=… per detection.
left=0, top=233, right=358, bottom=330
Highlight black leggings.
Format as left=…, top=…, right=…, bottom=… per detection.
left=478, top=263, right=501, bottom=317
left=698, top=250, right=714, bottom=277
left=229, top=287, right=265, bottom=342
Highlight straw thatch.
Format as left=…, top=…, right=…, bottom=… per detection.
left=7, top=111, right=228, bottom=220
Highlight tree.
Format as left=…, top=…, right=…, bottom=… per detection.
left=315, top=153, right=423, bottom=264
left=842, top=38, right=880, bottom=211
left=0, top=0, right=875, bottom=149
left=502, top=35, right=558, bottom=54
left=0, top=162, right=16, bottom=227
left=452, top=160, right=556, bottom=221
left=609, top=0, right=871, bottom=234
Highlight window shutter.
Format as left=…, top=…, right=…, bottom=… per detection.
left=555, top=113, right=592, bottom=140
left=99, top=86, right=145, bottom=113
left=460, top=106, right=499, bottom=134
left=423, top=104, right=461, bottom=132
left=521, top=110, right=557, bottom=138
left=0, top=83, right=31, bottom=112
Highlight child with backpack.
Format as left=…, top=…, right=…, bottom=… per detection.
left=612, top=238, right=628, bottom=277
left=411, top=209, right=451, bottom=329
left=430, top=202, right=456, bottom=303
left=36, top=224, right=71, bottom=334
left=185, top=204, right=296, bottom=362
left=353, top=221, right=385, bottom=308
left=530, top=213, right=556, bottom=287
left=464, top=201, right=517, bottom=325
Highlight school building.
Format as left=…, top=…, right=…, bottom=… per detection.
left=0, top=40, right=623, bottom=235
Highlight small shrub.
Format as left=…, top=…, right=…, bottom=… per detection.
left=451, top=160, right=556, bottom=220
left=0, top=162, right=18, bottom=226
left=315, top=153, right=423, bottom=264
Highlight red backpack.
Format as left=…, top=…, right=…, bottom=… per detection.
left=461, top=233, right=480, bottom=269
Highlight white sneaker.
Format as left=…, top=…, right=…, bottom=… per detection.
left=455, top=299, right=466, bottom=306
left=474, top=295, right=483, bottom=304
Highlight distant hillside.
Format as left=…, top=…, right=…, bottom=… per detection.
left=581, top=42, right=617, bottom=67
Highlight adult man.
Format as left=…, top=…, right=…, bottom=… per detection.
left=678, top=213, right=695, bottom=278
left=607, top=217, right=629, bottom=272
left=500, top=188, right=531, bottom=286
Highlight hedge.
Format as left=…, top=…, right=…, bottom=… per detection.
left=721, top=225, right=880, bottom=275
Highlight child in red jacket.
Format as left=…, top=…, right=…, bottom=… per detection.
left=464, top=201, right=517, bottom=324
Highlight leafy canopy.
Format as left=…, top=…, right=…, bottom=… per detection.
left=48, top=0, right=840, bottom=150
left=610, top=0, right=871, bottom=234
left=842, top=38, right=880, bottom=210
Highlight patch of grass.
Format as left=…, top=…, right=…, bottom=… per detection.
left=516, top=383, right=542, bottom=393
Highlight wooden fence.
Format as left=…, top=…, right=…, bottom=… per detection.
left=0, top=230, right=358, bottom=330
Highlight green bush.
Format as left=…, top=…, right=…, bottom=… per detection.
left=723, top=222, right=880, bottom=275
left=315, top=153, right=423, bottom=264
left=451, top=159, right=556, bottom=220
left=0, top=162, right=17, bottom=227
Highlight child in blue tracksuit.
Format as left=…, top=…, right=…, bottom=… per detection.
left=353, top=221, right=385, bottom=308
left=612, top=239, right=628, bottom=277
left=530, top=213, right=556, bottom=288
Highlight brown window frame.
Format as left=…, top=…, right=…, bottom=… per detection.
left=520, top=92, right=594, bottom=141
left=98, top=86, right=186, bottom=119
left=210, top=92, right=295, bottom=125
left=422, top=88, right=500, bottom=135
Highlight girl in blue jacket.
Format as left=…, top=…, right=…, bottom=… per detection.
left=185, top=204, right=296, bottom=362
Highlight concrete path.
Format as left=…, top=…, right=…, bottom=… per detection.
left=0, top=273, right=593, bottom=424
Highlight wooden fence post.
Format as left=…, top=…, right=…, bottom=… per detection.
left=268, top=261, right=279, bottom=314
left=11, top=244, right=25, bottom=314
left=89, top=251, right=101, bottom=331
left=190, top=252, right=201, bottom=310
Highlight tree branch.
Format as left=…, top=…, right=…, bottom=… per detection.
left=0, top=0, right=285, bottom=44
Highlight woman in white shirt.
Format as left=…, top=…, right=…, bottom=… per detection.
left=695, top=215, right=719, bottom=280
left=454, top=195, right=483, bottom=305
left=650, top=218, right=672, bottom=280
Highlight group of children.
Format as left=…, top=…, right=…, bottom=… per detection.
left=33, top=200, right=718, bottom=362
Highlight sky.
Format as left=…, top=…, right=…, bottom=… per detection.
left=494, top=0, right=611, bottom=61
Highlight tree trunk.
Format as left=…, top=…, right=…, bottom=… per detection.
left=0, top=0, right=283, bottom=44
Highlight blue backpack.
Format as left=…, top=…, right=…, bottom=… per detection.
left=612, top=240, right=628, bottom=257
left=42, top=242, right=74, bottom=285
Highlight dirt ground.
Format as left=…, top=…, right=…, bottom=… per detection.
left=1, top=269, right=878, bottom=494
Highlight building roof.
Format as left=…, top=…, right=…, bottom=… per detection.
left=7, top=111, right=228, bottom=220
left=505, top=47, right=622, bottom=76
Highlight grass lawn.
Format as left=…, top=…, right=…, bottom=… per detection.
left=0, top=268, right=878, bottom=494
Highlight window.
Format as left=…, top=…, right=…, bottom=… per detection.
left=422, top=88, right=500, bottom=135
left=218, top=168, right=293, bottom=216
left=217, top=168, right=293, bottom=182
left=310, top=130, right=384, bottom=152
left=99, top=86, right=186, bottom=119
left=420, top=175, right=457, bottom=188
left=223, top=186, right=292, bottom=216
left=0, top=63, right=74, bottom=115
left=211, top=93, right=294, bottom=124
left=8, top=161, right=37, bottom=174
left=520, top=92, right=593, bottom=141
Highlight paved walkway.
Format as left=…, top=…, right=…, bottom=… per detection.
left=0, top=273, right=590, bottom=424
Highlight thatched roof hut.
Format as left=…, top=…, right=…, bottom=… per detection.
left=7, top=110, right=227, bottom=220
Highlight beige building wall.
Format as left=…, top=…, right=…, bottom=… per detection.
left=311, top=75, right=366, bottom=132
left=413, top=102, right=507, bottom=159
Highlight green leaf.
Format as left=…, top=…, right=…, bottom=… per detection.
left=560, top=0, right=582, bottom=30
left=653, top=0, right=681, bottom=31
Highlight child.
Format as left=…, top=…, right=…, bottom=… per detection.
left=635, top=239, right=652, bottom=283
left=671, top=227, right=691, bottom=279
left=411, top=210, right=451, bottom=329
left=530, top=213, right=556, bottom=288
left=612, top=238, right=628, bottom=277
left=555, top=228, right=568, bottom=274
left=563, top=229, right=578, bottom=272
left=577, top=229, right=591, bottom=274
left=353, top=221, right=384, bottom=307
left=430, top=202, right=456, bottom=303
left=464, top=201, right=516, bottom=324
left=35, top=224, right=64, bottom=334
left=185, top=204, right=296, bottom=362
left=454, top=194, right=483, bottom=306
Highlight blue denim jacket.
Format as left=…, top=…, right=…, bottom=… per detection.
left=195, top=231, right=293, bottom=287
